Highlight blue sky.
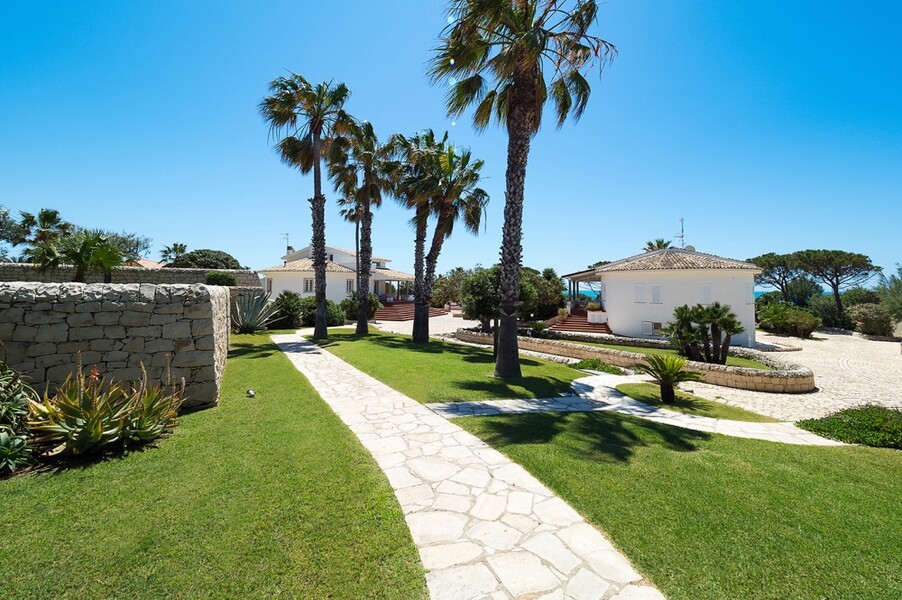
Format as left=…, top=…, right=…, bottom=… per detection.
left=1, top=1, right=899, bottom=280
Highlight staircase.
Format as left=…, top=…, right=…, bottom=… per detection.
left=550, top=308, right=612, bottom=335
left=373, top=302, right=449, bottom=322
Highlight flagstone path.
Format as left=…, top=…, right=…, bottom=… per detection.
left=430, top=373, right=843, bottom=446
left=272, top=333, right=664, bottom=600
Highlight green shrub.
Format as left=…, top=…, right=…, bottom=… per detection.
left=633, top=354, right=702, bottom=404
left=28, top=365, right=183, bottom=457
left=232, top=292, right=280, bottom=333
left=340, top=292, right=382, bottom=321
left=841, top=287, right=880, bottom=308
left=571, top=358, right=623, bottom=375
left=757, top=303, right=822, bottom=338
left=204, top=271, right=237, bottom=286
left=0, top=361, right=36, bottom=475
left=271, top=291, right=306, bottom=329
left=797, top=406, right=902, bottom=449
left=807, top=295, right=853, bottom=329
left=848, top=303, right=894, bottom=337
left=167, top=249, right=242, bottom=270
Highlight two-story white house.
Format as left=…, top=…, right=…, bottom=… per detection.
left=260, top=244, right=415, bottom=303
left=562, top=248, right=761, bottom=347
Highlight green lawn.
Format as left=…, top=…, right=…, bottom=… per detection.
left=551, top=337, right=774, bottom=370
left=0, top=333, right=426, bottom=599
left=460, top=411, right=901, bottom=600
left=616, top=382, right=778, bottom=423
left=312, top=329, right=581, bottom=403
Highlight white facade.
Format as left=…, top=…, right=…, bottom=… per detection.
left=265, top=270, right=357, bottom=303
left=599, top=270, right=758, bottom=347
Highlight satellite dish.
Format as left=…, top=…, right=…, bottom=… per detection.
left=685, top=245, right=696, bottom=252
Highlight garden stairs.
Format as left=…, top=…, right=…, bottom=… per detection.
left=373, top=301, right=448, bottom=322
left=550, top=307, right=612, bottom=334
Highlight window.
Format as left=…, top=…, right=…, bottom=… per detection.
left=634, top=284, right=646, bottom=303
left=701, top=284, right=712, bottom=305
left=653, top=322, right=663, bottom=335
left=329, top=254, right=334, bottom=261
left=346, top=279, right=354, bottom=293
left=266, top=278, right=272, bottom=292
left=303, top=278, right=314, bottom=293
left=746, top=283, right=754, bottom=304
left=642, top=321, right=664, bottom=336
left=651, top=285, right=662, bottom=304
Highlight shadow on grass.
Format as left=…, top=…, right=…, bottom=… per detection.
left=473, top=411, right=710, bottom=464
left=452, top=376, right=574, bottom=399
left=229, top=343, right=278, bottom=360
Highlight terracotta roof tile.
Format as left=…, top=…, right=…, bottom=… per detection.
left=596, top=249, right=760, bottom=272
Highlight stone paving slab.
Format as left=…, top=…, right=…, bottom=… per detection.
left=273, top=333, right=664, bottom=600
left=429, top=373, right=843, bottom=447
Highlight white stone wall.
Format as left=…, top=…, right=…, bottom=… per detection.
left=0, top=283, right=230, bottom=410
left=601, top=270, right=757, bottom=347
left=0, top=263, right=262, bottom=287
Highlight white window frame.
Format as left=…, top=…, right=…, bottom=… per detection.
left=641, top=321, right=654, bottom=335
left=651, top=284, right=662, bottom=304
left=701, top=284, right=713, bottom=305
left=346, top=279, right=354, bottom=293
left=303, top=278, right=314, bottom=293
left=634, top=284, right=646, bottom=303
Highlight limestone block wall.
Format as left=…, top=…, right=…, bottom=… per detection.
left=0, top=283, right=230, bottom=410
left=456, top=329, right=815, bottom=393
left=0, top=263, right=261, bottom=287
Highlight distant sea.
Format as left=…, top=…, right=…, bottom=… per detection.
left=572, top=290, right=788, bottom=299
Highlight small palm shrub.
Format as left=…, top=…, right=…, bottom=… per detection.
left=633, top=354, right=702, bottom=404
left=757, top=303, right=821, bottom=338
left=272, top=291, right=305, bottom=328
left=28, top=365, right=183, bottom=457
left=571, top=358, right=623, bottom=375
left=233, top=292, right=280, bottom=333
left=0, top=361, right=37, bottom=475
left=205, top=271, right=237, bottom=286
left=848, top=303, right=894, bottom=337
left=662, top=303, right=744, bottom=365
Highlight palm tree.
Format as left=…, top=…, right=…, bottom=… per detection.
left=633, top=355, right=702, bottom=404
left=644, top=239, right=672, bottom=252
left=329, top=120, right=393, bottom=335
left=13, top=209, right=73, bottom=257
left=337, top=199, right=361, bottom=295
left=431, top=0, right=616, bottom=377
left=160, top=242, right=188, bottom=264
left=32, top=230, right=124, bottom=283
left=260, top=74, right=351, bottom=340
left=698, top=302, right=744, bottom=365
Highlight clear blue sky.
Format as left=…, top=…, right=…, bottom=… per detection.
left=1, top=1, right=899, bottom=279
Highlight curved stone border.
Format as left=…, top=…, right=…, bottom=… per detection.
left=456, top=329, right=816, bottom=394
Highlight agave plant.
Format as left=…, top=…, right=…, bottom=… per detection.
left=123, top=365, right=184, bottom=445
left=233, top=292, right=281, bottom=333
left=633, top=354, right=702, bottom=404
left=0, top=428, right=32, bottom=475
left=0, top=360, right=36, bottom=434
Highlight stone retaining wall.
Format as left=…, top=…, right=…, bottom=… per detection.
left=456, top=329, right=816, bottom=393
left=0, top=282, right=230, bottom=410
left=0, top=262, right=261, bottom=287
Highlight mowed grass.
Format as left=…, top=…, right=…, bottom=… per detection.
left=616, top=382, right=778, bottom=423
left=553, top=338, right=774, bottom=370
left=313, top=329, right=581, bottom=403
left=0, top=333, right=426, bottom=599
left=460, top=411, right=901, bottom=600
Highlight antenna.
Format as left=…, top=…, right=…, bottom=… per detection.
left=281, top=233, right=290, bottom=251
left=675, top=218, right=685, bottom=249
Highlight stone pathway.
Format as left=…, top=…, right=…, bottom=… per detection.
left=272, top=333, right=664, bottom=600
left=430, top=373, right=843, bottom=446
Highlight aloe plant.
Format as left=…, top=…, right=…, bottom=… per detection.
left=233, top=292, right=280, bottom=333
left=633, top=354, right=702, bottom=404
left=0, top=428, right=32, bottom=475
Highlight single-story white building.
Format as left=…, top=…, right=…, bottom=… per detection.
left=562, top=248, right=761, bottom=347
left=259, top=244, right=415, bottom=304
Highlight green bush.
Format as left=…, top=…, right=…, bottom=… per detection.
left=842, top=287, right=880, bottom=308
left=848, top=303, right=894, bottom=337
left=757, top=303, right=821, bottom=338
left=571, top=358, right=623, bottom=375
left=340, top=292, right=382, bottom=321
left=797, top=406, right=902, bottom=449
left=167, top=249, right=242, bottom=270
left=28, top=365, right=183, bottom=457
left=204, top=271, right=237, bottom=286
left=807, top=295, right=853, bottom=329
left=0, top=361, right=36, bottom=476
left=272, top=291, right=306, bottom=329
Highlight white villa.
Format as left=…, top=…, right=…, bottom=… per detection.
left=561, top=248, right=761, bottom=347
left=260, top=244, right=415, bottom=304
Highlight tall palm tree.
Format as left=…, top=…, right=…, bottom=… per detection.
left=13, top=209, right=73, bottom=257
left=644, top=239, right=672, bottom=252
left=337, top=199, right=361, bottom=294
left=329, top=120, right=393, bottom=335
left=160, top=242, right=188, bottom=264
left=431, top=0, right=616, bottom=377
left=260, top=74, right=351, bottom=340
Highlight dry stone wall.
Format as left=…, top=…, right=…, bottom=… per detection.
left=456, top=329, right=816, bottom=393
left=0, top=263, right=261, bottom=287
left=0, top=283, right=230, bottom=410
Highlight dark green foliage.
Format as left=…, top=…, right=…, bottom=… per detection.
left=749, top=253, right=802, bottom=302
left=794, top=249, right=881, bottom=313
left=431, top=267, right=469, bottom=307
left=167, top=249, right=242, bottom=270
left=0, top=361, right=37, bottom=475
left=461, top=265, right=537, bottom=332
left=842, top=287, right=880, bottom=307
left=661, top=303, right=743, bottom=365
left=571, top=358, right=623, bottom=375
left=339, top=292, right=381, bottom=321
left=877, top=265, right=902, bottom=322
left=798, top=406, right=902, bottom=449
left=205, top=271, right=237, bottom=286
left=786, top=276, right=823, bottom=307
left=530, top=267, right=566, bottom=319
left=272, top=291, right=306, bottom=329
left=757, top=303, right=822, bottom=338
left=807, top=294, right=854, bottom=329
left=848, top=303, right=894, bottom=336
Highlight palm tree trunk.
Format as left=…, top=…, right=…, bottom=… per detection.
left=356, top=198, right=373, bottom=335
left=660, top=383, right=675, bottom=404
left=417, top=211, right=451, bottom=343
left=355, top=217, right=360, bottom=306
left=411, top=204, right=429, bottom=343
left=710, top=323, right=722, bottom=365
left=495, top=83, right=533, bottom=378
left=310, top=135, right=328, bottom=340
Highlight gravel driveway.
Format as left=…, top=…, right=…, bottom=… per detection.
left=687, top=331, right=902, bottom=421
